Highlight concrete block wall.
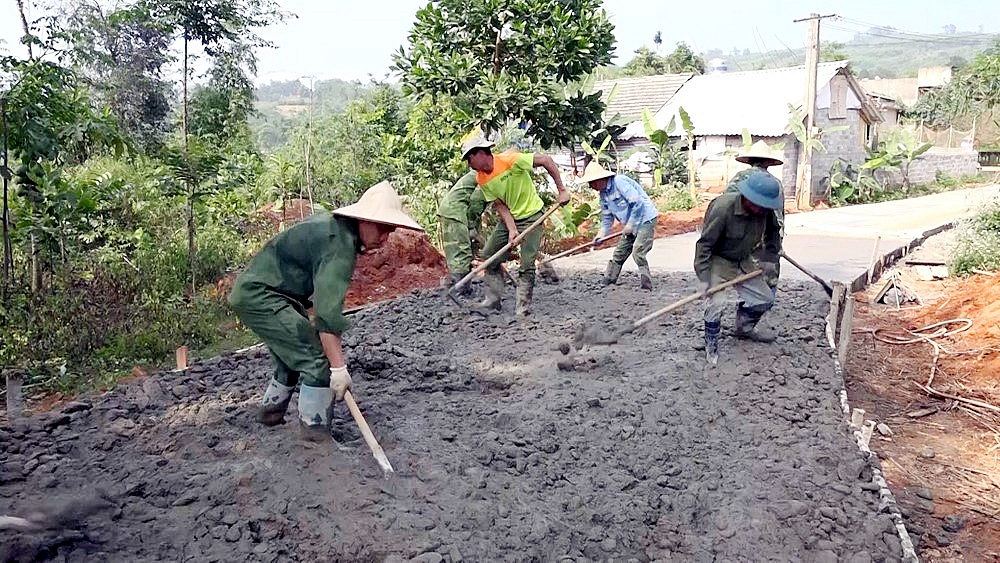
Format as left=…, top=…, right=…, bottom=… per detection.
left=812, top=110, right=869, bottom=198
left=890, top=148, right=980, bottom=186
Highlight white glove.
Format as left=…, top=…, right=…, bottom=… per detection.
left=329, top=366, right=353, bottom=401
left=622, top=223, right=634, bottom=236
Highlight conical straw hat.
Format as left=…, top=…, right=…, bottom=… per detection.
left=580, top=161, right=615, bottom=184
left=736, top=140, right=783, bottom=166
left=333, top=181, right=424, bottom=231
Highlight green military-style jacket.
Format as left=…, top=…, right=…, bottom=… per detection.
left=694, top=192, right=781, bottom=283
left=232, top=212, right=359, bottom=334
left=438, top=171, right=485, bottom=223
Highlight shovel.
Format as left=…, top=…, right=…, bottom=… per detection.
left=779, top=251, right=834, bottom=297
left=539, top=231, right=625, bottom=265
left=343, top=390, right=394, bottom=477
left=448, top=204, right=562, bottom=300
left=570, top=270, right=763, bottom=349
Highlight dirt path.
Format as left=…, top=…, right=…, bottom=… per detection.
left=2, top=275, right=902, bottom=562
left=845, top=231, right=1000, bottom=562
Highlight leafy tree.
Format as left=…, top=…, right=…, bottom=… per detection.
left=622, top=47, right=670, bottom=77
left=664, top=42, right=705, bottom=74
left=392, top=0, right=615, bottom=149
left=820, top=41, right=848, bottom=63
left=1, top=58, right=125, bottom=292
left=622, top=42, right=705, bottom=77
left=55, top=1, right=174, bottom=151
left=153, top=0, right=287, bottom=292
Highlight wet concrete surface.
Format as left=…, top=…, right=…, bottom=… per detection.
left=2, top=275, right=903, bottom=562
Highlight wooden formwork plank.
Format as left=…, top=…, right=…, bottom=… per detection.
left=827, top=282, right=846, bottom=350
left=837, top=295, right=856, bottom=367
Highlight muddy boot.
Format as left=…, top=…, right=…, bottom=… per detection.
left=538, top=259, right=560, bottom=284
left=638, top=265, right=653, bottom=290
left=735, top=306, right=776, bottom=343
left=604, top=260, right=622, bottom=286
left=298, top=384, right=333, bottom=442
left=472, top=272, right=503, bottom=315
left=704, top=321, right=721, bottom=365
left=257, top=379, right=294, bottom=426
left=515, top=272, right=536, bottom=318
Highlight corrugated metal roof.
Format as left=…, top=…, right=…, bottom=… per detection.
left=592, top=73, right=694, bottom=122
left=622, top=61, right=849, bottom=139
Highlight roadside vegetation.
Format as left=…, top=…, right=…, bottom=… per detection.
left=2, top=1, right=999, bottom=400
left=949, top=202, right=1000, bottom=276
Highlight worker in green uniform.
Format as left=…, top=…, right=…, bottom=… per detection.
left=461, top=132, right=570, bottom=317
left=724, top=141, right=785, bottom=294
left=438, top=170, right=488, bottom=294
left=695, top=173, right=783, bottom=366
left=229, top=181, right=424, bottom=440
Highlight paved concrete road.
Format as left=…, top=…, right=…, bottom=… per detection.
left=555, top=184, right=1000, bottom=284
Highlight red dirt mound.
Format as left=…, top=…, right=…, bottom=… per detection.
left=345, top=229, right=449, bottom=308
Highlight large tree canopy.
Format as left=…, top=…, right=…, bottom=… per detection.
left=392, top=0, right=616, bottom=149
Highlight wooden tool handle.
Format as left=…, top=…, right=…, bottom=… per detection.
left=451, top=204, right=562, bottom=291
left=343, top=390, right=394, bottom=475
left=623, top=270, right=764, bottom=335
left=779, top=251, right=834, bottom=296
left=540, top=231, right=625, bottom=264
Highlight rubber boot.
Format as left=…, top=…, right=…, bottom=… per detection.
left=472, top=272, right=503, bottom=314
left=735, top=306, right=777, bottom=343
left=604, top=260, right=622, bottom=286
left=704, top=321, right=721, bottom=366
left=638, top=265, right=653, bottom=290
left=298, top=384, right=333, bottom=442
left=537, top=259, right=560, bottom=284
left=257, top=379, right=293, bottom=426
left=515, top=272, right=535, bottom=318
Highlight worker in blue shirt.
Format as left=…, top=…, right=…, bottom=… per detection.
left=582, top=162, right=659, bottom=289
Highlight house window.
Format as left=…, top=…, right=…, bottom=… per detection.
left=863, top=119, right=875, bottom=149
left=829, top=79, right=847, bottom=119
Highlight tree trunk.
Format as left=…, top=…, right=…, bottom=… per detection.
left=29, top=233, right=40, bottom=293
left=183, top=35, right=195, bottom=296
left=1, top=98, right=12, bottom=300
left=15, top=0, right=33, bottom=60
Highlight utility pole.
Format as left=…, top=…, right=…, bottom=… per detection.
left=793, top=13, right=836, bottom=211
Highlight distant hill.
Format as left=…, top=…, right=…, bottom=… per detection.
left=708, top=30, right=999, bottom=78
left=252, top=78, right=372, bottom=151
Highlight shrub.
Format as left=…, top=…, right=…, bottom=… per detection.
left=949, top=203, right=1000, bottom=276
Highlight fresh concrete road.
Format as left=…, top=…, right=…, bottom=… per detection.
left=555, top=185, right=1000, bottom=284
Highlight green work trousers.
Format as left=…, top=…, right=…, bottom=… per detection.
left=481, top=210, right=544, bottom=278
left=439, top=187, right=487, bottom=276
left=611, top=218, right=656, bottom=269
left=231, top=284, right=331, bottom=388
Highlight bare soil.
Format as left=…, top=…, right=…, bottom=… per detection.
left=844, top=232, right=1000, bottom=562
left=2, top=274, right=903, bottom=562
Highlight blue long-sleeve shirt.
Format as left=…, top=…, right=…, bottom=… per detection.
left=599, top=174, right=659, bottom=234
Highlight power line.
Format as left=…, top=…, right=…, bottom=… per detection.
left=825, top=24, right=995, bottom=46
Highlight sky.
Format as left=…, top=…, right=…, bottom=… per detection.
left=2, top=0, right=999, bottom=85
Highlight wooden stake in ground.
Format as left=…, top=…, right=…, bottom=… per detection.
left=343, top=390, right=394, bottom=476
left=5, top=371, right=23, bottom=420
